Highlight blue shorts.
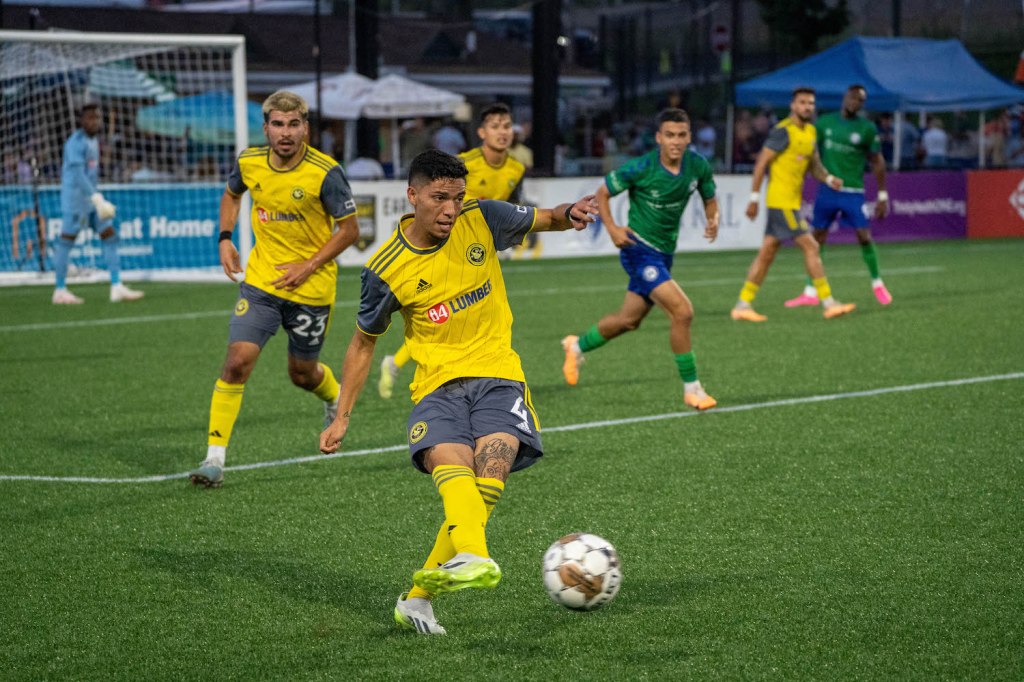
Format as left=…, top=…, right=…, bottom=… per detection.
left=812, top=185, right=870, bottom=229
left=619, top=239, right=674, bottom=304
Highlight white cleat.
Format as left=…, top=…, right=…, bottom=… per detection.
left=110, top=283, right=144, bottom=302
left=52, top=288, right=84, bottom=305
left=323, top=394, right=339, bottom=429
left=394, top=592, right=447, bottom=635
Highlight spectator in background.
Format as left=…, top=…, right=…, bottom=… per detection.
left=400, top=117, right=431, bottom=171
left=693, top=120, right=716, bottom=164
left=897, top=118, right=921, bottom=170
left=432, top=119, right=467, bottom=156
left=508, top=123, right=534, bottom=169
left=922, top=117, right=949, bottom=168
left=1007, top=106, right=1024, bottom=167
left=733, top=110, right=758, bottom=170
left=877, top=113, right=895, bottom=167
left=346, top=156, right=386, bottom=181
left=984, top=109, right=1010, bottom=167
left=947, top=113, right=977, bottom=170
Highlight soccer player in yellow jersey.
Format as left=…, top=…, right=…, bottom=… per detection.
left=378, top=103, right=527, bottom=400
left=731, top=87, right=856, bottom=322
left=320, top=149, right=598, bottom=635
left=189, top=91, right=359, bottom=488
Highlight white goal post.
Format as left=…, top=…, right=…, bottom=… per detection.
left=0, top=29, right=251, bottom=285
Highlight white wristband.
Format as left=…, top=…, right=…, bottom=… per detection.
left=877, top=190, right=889, bottom=201
left=749, top=192, right=760, bottom=202
left=825, top=174, right=836, bottom=185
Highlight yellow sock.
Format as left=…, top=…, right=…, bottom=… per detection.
left=208, top=379, right=244, bottom=447
left=476, top=477, right=505, bottom=522
left=812, top=277, right=832, bottom=301
left=432, top=464, right=488, bottom=558
left=311, top=363, right=339, bottom=403
left=407, top=521, right=456, bottom=600
left=393, top=343, right=412, bottom=369
left=739, top=280, right=760, bottom=303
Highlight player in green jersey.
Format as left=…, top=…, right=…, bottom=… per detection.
left=786, top=84, right=892, bottom=308
left=561, top=108, right=720, bottom=411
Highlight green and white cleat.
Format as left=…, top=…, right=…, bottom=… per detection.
left=394, top=592, right=447, bottom=635
left=412, top=552, right=502, bottom=595
left=189, top=462, right=224, bottom=488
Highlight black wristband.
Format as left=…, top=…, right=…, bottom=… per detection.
left=218, top=230, right=233, bottom=242
left=564, top=204, right=574, bottom=222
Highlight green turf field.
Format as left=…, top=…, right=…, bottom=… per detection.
left=2, top=239, right=1022, bottom=680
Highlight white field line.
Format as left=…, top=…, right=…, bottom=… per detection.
left=2, top=371, right=1020, bottom=484
left=0, top=265, right=943, bottom=334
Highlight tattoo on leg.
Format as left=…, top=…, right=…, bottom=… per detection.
left=474, top=438, right=516, bottom=479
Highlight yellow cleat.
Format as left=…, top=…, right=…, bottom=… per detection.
left=684, top=390, right=717, bottom=411
left=730, top=307, right=767, bottom=322
left=560, top=335, right=583, bottom=386
left=823, top=302, right=856, bottom=319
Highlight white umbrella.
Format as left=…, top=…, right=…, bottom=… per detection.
left=358, top=74, right=466, bottom=177
left=286, top=71, right=373, bottom=120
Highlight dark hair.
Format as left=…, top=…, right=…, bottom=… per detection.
left=79, top=103, right=100, bottom=118
left=408, top=149, right=468, bottom=187
left=478, top=102, right=512, bottom=126
left=657, top=107, right=690, bottom=126
left=791, top=87, right=816, bottom=99
left=847, top=83, right=867, bottom=95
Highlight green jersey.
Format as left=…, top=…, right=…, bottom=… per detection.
left=816, top=112, right=881, bottom=191
left=604, top=148, right=716, bottom=254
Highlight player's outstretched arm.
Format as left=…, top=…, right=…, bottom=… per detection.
left=531, top=194, right=599, bottom=233
left=271, top=214, right=360, bottom=291
left=218, top=190, right=244, bottom=281
left=320, top=329, right=377, bottom=454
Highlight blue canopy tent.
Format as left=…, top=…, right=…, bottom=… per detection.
left=734, top=37, right=1024, bottom=168
left=136, top=91, right=264, bottom=146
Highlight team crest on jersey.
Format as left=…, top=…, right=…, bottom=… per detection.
left=850, top=132, right=862, bottom=144
left=643, top=265, right=660, bottom=282
left=234, top=298, right=249, bottom=316
left=291, top=187, right=305, bottom=200
left=409, top=421, right=428, bottom=444
left=466, top=243, right=486, bottom=266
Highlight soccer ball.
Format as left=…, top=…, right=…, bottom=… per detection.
left=542, top=533, right=621, bottom=610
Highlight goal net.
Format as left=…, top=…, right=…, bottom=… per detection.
left=0, top=30, right=252, bottom=286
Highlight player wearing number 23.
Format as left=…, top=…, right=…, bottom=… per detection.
left=189, top=90, right=359, bottom=488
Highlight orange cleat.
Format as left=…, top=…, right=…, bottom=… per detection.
left=823, top=302, right=856, bottom=319
left=560, top=335, right=583, bottom=386
left=684, top=389, right=717, bottom=411
left=730, top=307, right=767, bottom=322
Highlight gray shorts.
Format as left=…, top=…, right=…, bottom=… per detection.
left=228, top=282, right=333, bottom=360
left=406, top=377, right=544, bottom=474
left=765, top=208, right=810, bottom=241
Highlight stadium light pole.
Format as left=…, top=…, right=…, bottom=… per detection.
left=312, top=0, right=322, bottom=148
left=532, top=0, right=561, bottom=176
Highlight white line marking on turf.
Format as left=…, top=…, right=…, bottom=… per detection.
left=2, top=371, right=1020, bottom=484
left=0, top=265, right=943, bottom=334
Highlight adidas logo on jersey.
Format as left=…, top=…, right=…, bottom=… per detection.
left=253, top=182, right=262, bottom=192
left=416, top=278, right=432, bottom=292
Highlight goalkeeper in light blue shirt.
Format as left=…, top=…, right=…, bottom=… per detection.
left=52, top=104, right=143, bottom=304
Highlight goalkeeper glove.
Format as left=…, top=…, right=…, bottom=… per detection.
left=90, top=192, right=117, bottom=220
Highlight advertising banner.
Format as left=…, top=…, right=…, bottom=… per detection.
left=966, top=170, right=1024, bottom=238
left=802, top=171, right=966, bottom=243
left=0, top=183, right=223, bottom=275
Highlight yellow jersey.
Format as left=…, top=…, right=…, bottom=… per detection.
left=358, top=199, right=537, bottom=403
left=227, top=144, right=356, bottom=305
left=764, top=118, right=817, bottom=210
left=459, top=147, right=525, bottom=202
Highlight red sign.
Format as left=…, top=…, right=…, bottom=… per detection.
left=966, top=170, right=1024, bottom=239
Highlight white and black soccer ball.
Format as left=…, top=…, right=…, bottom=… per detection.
left=542, top=533, right=621, bottom=611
